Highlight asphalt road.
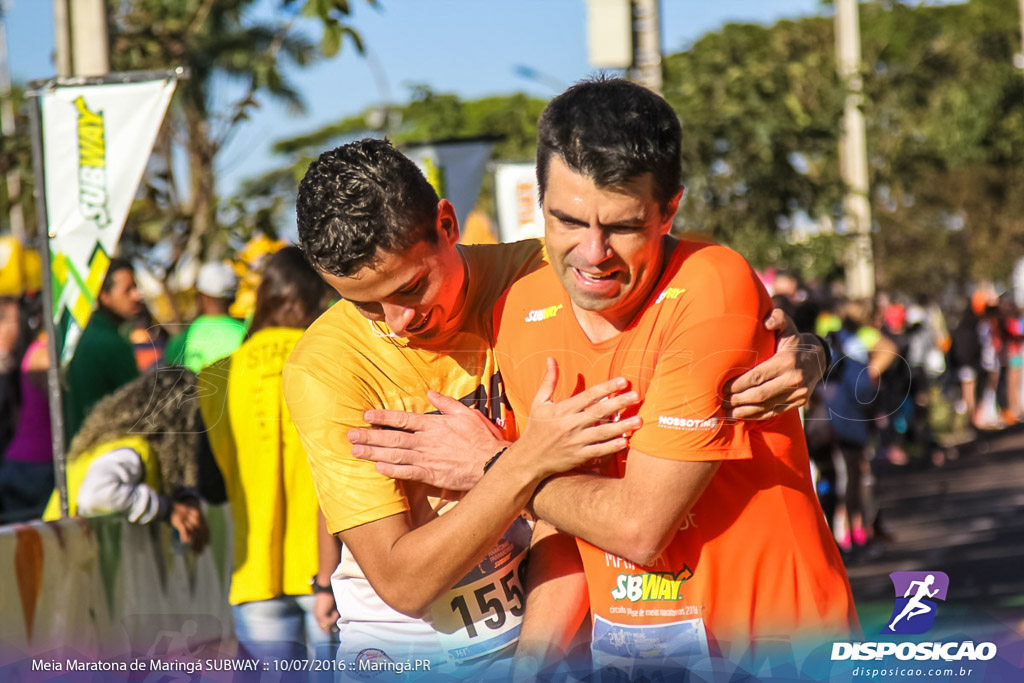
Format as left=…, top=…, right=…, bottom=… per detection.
left=843, top=425, right=1024, bottom=647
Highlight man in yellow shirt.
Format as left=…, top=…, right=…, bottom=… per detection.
left=285, top=139, right=643, bottom=676
left=284, top=138, right=826, bottom=676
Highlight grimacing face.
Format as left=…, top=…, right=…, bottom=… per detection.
left=319, top=202, right=467, bottom=343
left=541, top=156, right=681, bottom=333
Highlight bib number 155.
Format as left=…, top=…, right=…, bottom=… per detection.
left=449, top=562, right=526, bottom=638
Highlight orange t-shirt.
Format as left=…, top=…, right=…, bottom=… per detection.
left=496, top=239, right=859, bottom=664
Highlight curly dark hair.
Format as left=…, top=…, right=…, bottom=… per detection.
left=296, top=138, right=440, bottom=277
left=536, top=77, right=682, bottom=213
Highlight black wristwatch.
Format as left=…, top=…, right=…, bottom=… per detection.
left=311, top=575, right=333, bottom=595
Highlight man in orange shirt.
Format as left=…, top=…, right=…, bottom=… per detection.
left=503, top=78, right=858, bottom=675
left=353, top=79, right=858, bottom=678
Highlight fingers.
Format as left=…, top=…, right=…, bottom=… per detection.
left=763, top=308, right=787, bottom=331
left=563, top=376, right=630, bottom=412
left=722, top=370, right=758, bottom=397
left=349, top=427, right=416, bottom=450
left=362, top=408, right=425, bottom=431
left=725, top=372, right=802, bottom=407
left=764, top=308, right=799, bottom=338
left=723, top=387, right=808, bottom=420
left=352, top=443, right=418, bottom=466
left=577, top=436, right=630, bottom=460
left=427, top=390, right=474, bottom=415
left=583, top=392, right=639, bottom=423
left=532, top=357, right=560, bottom=406
left=725, top=402, right=797, bottom=420
left=584, top=416, right=642, bottom=442
left=373, top=462, right=432, bottom=483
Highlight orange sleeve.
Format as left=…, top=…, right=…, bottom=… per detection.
left=629, top=247, right=772, bottom=461
left=493, top=288, right=531, bottom=432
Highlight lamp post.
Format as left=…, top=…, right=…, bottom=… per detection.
left=835, top=0, right=875, bottom=299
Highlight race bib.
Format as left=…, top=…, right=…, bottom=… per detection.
left=429, top=517, right=531, bottom=664
left=591, top=613, right=710, bottom=671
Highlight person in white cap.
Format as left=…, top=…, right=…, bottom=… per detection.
left=165, top=262, right=247, bottom=373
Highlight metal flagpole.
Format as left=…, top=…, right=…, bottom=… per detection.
left=27, top=89, right=69, bottom=517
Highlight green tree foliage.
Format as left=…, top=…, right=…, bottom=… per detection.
left=0, top=85, right=36, bottom=238
left=663, top=17, right=846, bottom=260
left=228, top=86, right=548, bottom=232
left=859, top=0, right=1024, bottom=292
left=663, top=0, right=1023, bottom=295
left=108, top=0, right=370, bottom=266
left=248, top=1, right=1022, bottom=297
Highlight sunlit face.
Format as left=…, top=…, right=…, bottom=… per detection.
left=98, top=268, right=143, bottom=320
left=319, top=201, right=467, bottom=343
left=542, top=156, right=681, bottom=333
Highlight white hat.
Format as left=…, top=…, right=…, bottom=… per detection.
left=196, top=262, right=238, bottom=298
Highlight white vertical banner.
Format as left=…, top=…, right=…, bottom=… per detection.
left=40, top=77, right=176, bottom=363
left=494, top=162, right=545, bottom=243
left=405, top=138, right=495, bottom=231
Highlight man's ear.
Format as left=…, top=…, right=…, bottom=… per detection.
left=660, top=186, right=685, bottom=234
left=436, top=199, right=460, bottom=245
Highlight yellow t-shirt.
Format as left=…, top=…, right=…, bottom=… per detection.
left=199, top=327, right=319, bottom=605
left=283, top=240, right=545, bottom=536
left=282, top=240, right=544, bottom=666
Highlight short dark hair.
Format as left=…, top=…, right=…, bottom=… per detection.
left=248, top=246, right=331, bottom=336
left=101, top=257, right=134, bottom=293
left=536, top=77, right=682, bottom=213
left=296, top=138, right=440, bottom=277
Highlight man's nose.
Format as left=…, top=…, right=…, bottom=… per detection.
left=579, top=226, right=612, bottom=266
left=382, top=303, right=417, bottom=335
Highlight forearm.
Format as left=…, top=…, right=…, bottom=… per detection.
left=530, top=473, right=651, bottom=563
left=531, top=456, right=719, bottom=567
left=515, top=523, right=588, bottom=671
left=317, top=510, right=341, bottom=585
left=348, top=449, right=543, bottom=617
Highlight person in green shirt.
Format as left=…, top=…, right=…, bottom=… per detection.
left=164, top=262, right=248, bottom=373
left=64, top=258, right=142, bottom=444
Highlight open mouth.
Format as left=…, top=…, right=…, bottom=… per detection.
left=572, top=267, right=620, bottom=285
left=575, top=269, right=617, bottom=280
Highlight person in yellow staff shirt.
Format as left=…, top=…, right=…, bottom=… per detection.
left=198, top=247, right=340, bottom=672
left=283, top=139, right=828, bottom=677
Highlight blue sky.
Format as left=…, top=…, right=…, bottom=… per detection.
left=6, top=0, right=824, bottom=194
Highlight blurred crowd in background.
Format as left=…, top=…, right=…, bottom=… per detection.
left=768, top=268, right=1024, bottom=558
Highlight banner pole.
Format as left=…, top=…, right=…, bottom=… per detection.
left=27, top=88, right=69, bottom=517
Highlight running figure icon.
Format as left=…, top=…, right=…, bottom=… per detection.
left=888, top=574, right=940, bottom=631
